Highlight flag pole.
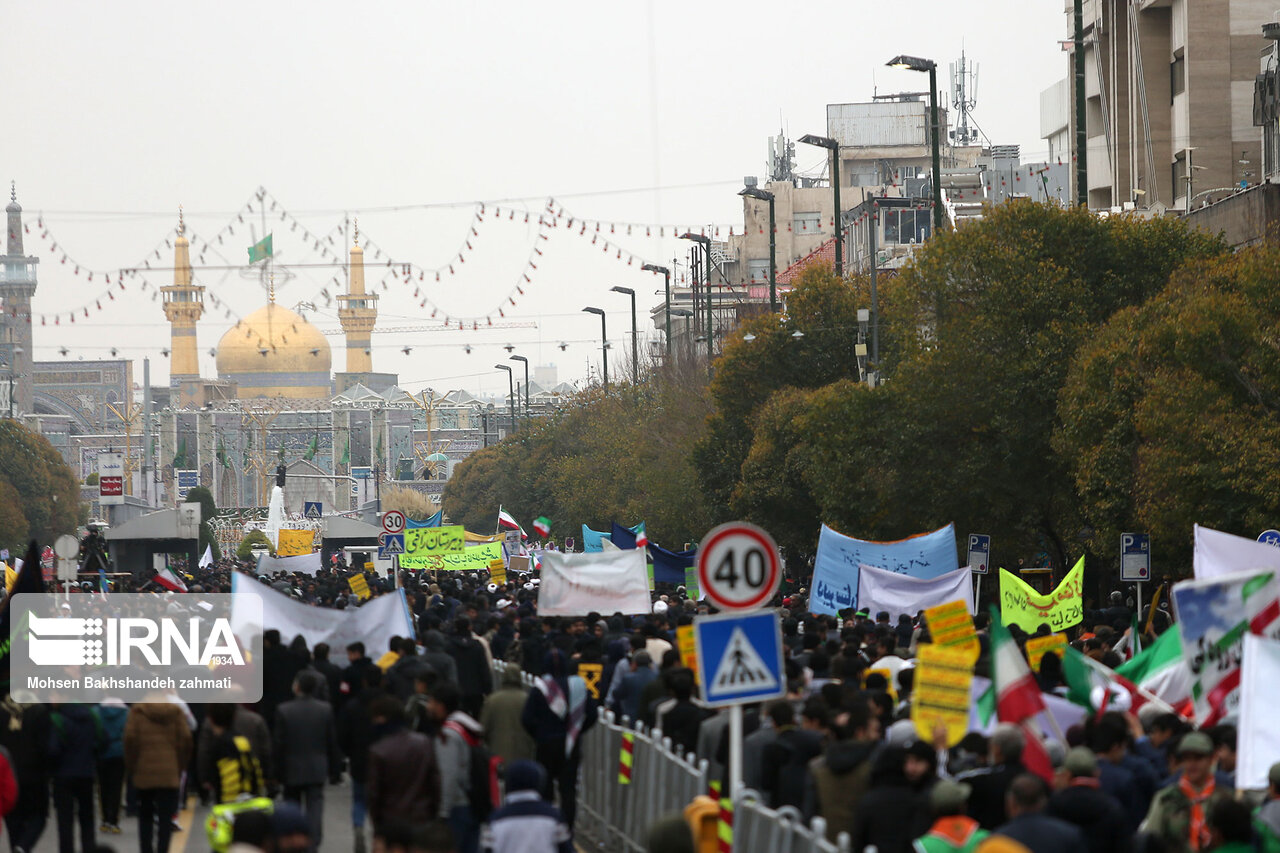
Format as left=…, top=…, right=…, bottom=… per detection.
left=495, top=505, right=503, bottom=537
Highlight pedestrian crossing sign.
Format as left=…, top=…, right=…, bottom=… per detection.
left=694, top=610, right=785, bottom=707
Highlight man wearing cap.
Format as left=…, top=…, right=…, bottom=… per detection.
left=1141, top=731, right=1233, bottom=853
left=914, top=779, right=989, bottom=853
left=1252, top=761, right=1280, bottom=853
left=1046, top=748, right=1129, bottom=853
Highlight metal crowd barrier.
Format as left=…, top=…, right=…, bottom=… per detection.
left=493, top=663, right=851, bottom=853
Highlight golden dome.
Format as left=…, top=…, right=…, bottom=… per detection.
left=216, top=302, right=333, bottom=399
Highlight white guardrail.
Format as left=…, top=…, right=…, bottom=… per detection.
left=502, top=664, right=851, bottom=853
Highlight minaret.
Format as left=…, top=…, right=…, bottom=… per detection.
left=337, top=219, right=378, bottom=374
left=0, top=183, right=38, bottom=415
left=161, top=207, right=205, bottom=385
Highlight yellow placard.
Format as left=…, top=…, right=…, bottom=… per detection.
left=348, top=574, right=371, bottom=600
left=400, top=526, right=465, bottom=568
left=999, top=556, right=1085, bottom=633
left=924, top=599, right=979, bottom=663
left=490, top=563, right=507, bottom=586
left=1026, top=633, right=1067, bottom=671
left=911, top=643, right=975, bottom=746
left=676, top=624, right=699, bottom=682
left=276, top=529, right=314, bottom=558
left=578, top=663, right=603, bottom=699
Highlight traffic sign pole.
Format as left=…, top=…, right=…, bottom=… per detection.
left=728, top=704, right=743, bottom=799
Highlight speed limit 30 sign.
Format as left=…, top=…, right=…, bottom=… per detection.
left=381, top=510, right=407, bottom=535
left=697, top=521, right=781, bottom=612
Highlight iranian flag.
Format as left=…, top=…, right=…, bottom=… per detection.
left=1060, top=643, right=1178, bottom=717
left=990, top=608, right=1054, bottom=782
left=1115, top=628, right=1193, bottom=715
left=154, top=566, right=188, bottom=593
left=634, top=522, right=648, bottom=548
left=497, top=508, right=526, bottom=539
left=532, top=516, right=552, bottom=538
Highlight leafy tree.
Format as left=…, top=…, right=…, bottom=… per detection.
left=0, top=420, right=80, bottom=546
left=185, top=485, right=221, bottom=562
left=236, top=528, right=274, bottom=561
left=1057, top=246, right=1280, bottom=573
left=85, top=472, right=99, bottom=485
left=0, top=481, right=30, bottom=555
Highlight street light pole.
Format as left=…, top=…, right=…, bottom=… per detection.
left=494, top=364, right=515, bottom=436
left=642, top=264, right=671, bottom=361
left=509, top=355, right=529, bottom=422
left=680, top=234, right=714, bottom=375
left=799, top=135, right=843, bottom=276
left=582, top=307, right=608, bottom=389
left=610, top=286, right=638, bottom=384
left=887, top=55, right=945, bottom=232
left=739, top=187, right=777, bottom=311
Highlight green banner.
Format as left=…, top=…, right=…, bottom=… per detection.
left=399, top=525, right=465, bottom=569
left=411, top=540, right=503, bottom=572
left=248, top=234, right=273, bottom=264
left=685, top=565, right=700, bottom=601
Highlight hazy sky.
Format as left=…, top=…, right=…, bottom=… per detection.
left=4, top=1, right=1066, bottom=396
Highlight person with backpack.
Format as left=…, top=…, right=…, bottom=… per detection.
left=520, top=648, right=598, bottom=831
left=95, top=698, right=128, bottom=835
left=428, top=680, right=489, bottom=853
left=49, top=703, right=101, bottom=853
left=203, top=703, right=266, bottom=803
left=124, top=699, right=193, bottom=853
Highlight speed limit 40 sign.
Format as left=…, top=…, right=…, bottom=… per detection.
left=697, top=521, right=782, bottom=612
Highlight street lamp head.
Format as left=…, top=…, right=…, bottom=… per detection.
left=510, top=355, right=527, bottom=364
left=678, top=232, right=711, bottom=247
left=610, top=286, right=635, bottom=296
left=494, top=364, right=511, bottom=372
left=641, top=263, right=669, bottom=275
left=582, top=306, right=605, bottom=316
left=799, top=133, right=838, bottom=151
left=887, top=54, right=936, bottom=72
left=739, top=187, right=775, bottom=202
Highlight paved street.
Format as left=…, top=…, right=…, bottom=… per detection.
left=32, top=781, right=359, bottom=853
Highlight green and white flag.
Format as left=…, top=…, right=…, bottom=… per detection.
left=248, top=234, right=273, bottom=264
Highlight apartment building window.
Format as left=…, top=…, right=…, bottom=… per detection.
left=883, top=208, right=932, bottom=245
left=1172, top=155, right=1187, bottom=199
left=793, top=211, right=822, bottom=234
left=1171, top=52, right=1185, bottom=101
left=747, top=259, right=769, bottom=284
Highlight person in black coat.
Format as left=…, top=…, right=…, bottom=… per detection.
left=446, top=618, right=493, bottom=719
left=312, top=643, right=345, bottom=705
left=650, top=669, right=710, bottom=758
left=850, top=745, right=931, bottom=853
left=521, top=648, right=598, bottom=829
left=993, top=774, right=1087, bottom=853
left=0, top=698, right=50, bottom=853
left=760, top=701, right=824, bottom=812
left=1047, top=748, right=1131, bottom=853
left=958, top=723, right=1029, bottom=829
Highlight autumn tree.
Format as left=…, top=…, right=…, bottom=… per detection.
left=0, top=420, right=81, bottom=547
left=1057, top=246, right=1280, bottom=573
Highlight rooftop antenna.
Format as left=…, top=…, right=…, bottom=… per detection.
left=950, top=50, right=980, bottom=146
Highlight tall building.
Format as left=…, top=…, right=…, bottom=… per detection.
left=1052, top=0, right=1269, bottom=210
left=1, top=184, right=37, bottom=415
left=161, top=209, right=205, bottom=395
left=337, top=222, right=378, bottom=375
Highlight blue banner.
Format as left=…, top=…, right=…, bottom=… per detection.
left=406, top=510, right=443, bottom=529
left=582, top=525, right=611, bottom=552
left=610, top=522, right=638, bottom=550
left=810, top=523, right=958, bottom=616
left=651, top=543, right=695, bottom=586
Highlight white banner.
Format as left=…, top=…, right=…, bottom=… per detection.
left=230, top=572, right=412, bottom=659
left=537, top=548, right=651, bottom=616
left=256, top=552, right=324, bottom=577
left=1194, top=524, right=1280, bottom=580
left=1238, top=634, right=1280, bottom=789
left=857, top=563, right=974, bottom=618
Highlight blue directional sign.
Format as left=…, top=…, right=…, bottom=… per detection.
left=303, top=501, right=323, bottom=521
left=1121, top=532, right=1151, bottom=581
left=694, top=610, right=784, bottom=708
left=378, top=532, right=405, bottom=560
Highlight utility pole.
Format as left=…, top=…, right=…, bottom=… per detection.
left=1074, top=0, right=1088, bottom=207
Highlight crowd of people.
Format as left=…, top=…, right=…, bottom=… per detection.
left=8, top=549, right=1277, bottom=853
